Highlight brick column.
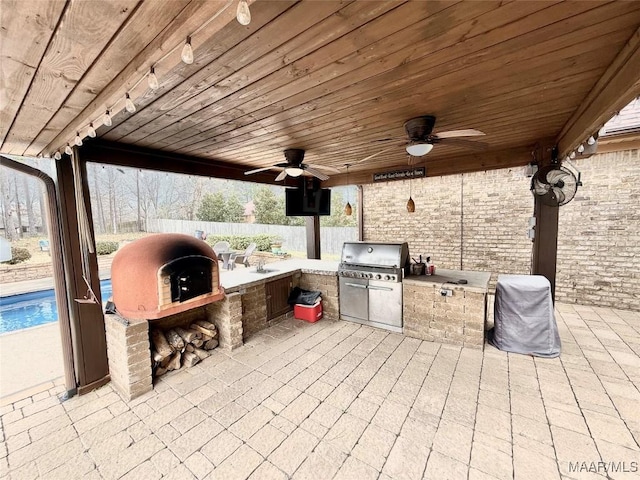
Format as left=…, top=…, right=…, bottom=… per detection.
left=207, top=293, right=243, bottom=350
left=104, top=314, right=152, bottom=400
left=299, top=272, right=339, bottom=320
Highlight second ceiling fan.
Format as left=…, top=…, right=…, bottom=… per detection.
left=357, top=115, right=488, bottom=164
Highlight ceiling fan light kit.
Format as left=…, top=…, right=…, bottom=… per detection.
left=285, top=167, right=304, bottom=177
left=406, top=142, right=433, bottom=156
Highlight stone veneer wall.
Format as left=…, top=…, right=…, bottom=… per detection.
left=403, top=282, right=486, bottom=348
left=298, top=273, right=339, bottom=320
left=104, top=314, right=152, bottom=400
left=241, top=283, right=269, bottom=339
left=363, top=150, right=640, bottom=310
left=0, top=255, right=113, bottom=283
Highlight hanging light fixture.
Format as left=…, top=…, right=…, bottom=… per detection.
left=587, top=135, right=596, bottom=145
left=181, top=36, right=194, bottom=64
left=577, top=143, right=585, bottom=153
left=406, top=167, right=415, bottom=213
left=148, top=66, right=159, bottom=90
left=103, top=110, right=112, bottom=127
left=236, top=0, right=251, bottom=25
left=125, top=93, right=136, bottom=113
left=54, top=151, right=62, bottom=160
left=344, top=164, right=352, bottom=216
left=64, top=144, right=73, bottom=156
left=74, top=131, right=83, bottom=146
left=87, top=123, right=96, bottom=138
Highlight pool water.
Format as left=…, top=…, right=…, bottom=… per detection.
left=0, top=280, right=112, bottom=334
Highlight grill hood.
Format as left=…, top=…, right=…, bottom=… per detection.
left=340, top=242, right=409, bottom=268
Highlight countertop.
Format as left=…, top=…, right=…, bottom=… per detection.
left=221, top=259, right=339, bottom=293
left=403, top=268, right=491, bottom=294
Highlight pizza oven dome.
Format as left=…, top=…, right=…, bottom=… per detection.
left=111, top=233, right=224, bottom=320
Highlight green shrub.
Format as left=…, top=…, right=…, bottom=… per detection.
left=206, top=234, right=279, bottom=252
left=1, top=247, right=31, bottom=265
left=96, top=241, right=119, bottom=255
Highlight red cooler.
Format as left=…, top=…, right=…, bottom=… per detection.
left=294, top=300, right=323, bottom=322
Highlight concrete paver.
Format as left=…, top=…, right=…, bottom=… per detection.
left=1, top=303, right=639, bottom=479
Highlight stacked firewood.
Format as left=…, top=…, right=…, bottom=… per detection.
left=150, top=320, right=219, bottom=377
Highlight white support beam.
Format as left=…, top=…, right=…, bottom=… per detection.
left=557, top=27, right=640, bottom=158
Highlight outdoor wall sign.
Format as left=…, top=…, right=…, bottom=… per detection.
left=373, top=167, right=426, bottom=182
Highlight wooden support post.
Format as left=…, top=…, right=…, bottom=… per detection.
left=531, top=196, right=559, bottom=301
left=56, top=150, right=109, bottom=393
left=306, top=215, right=321, bottom=259
left=531, top=144, right=560, bottom=301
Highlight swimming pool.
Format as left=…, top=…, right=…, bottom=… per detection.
left=0, top=279, right=112, bottom=334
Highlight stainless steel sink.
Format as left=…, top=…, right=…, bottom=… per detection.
left=253, top=268, right=277, bottom=274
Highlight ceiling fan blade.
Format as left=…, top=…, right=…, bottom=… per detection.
left=437, top=138, right=488, bottom=150
left=244, top=166, right=275, bottom=175
left=306, top=163, right=341, bottom=174
left=275, top=170, right=288, bottom=181
left=355, top=144, right=403, bottom=164
left=375, top=136, right=405, bottom=142
left=434, top=129, right=486, bottom=138
left=303, top=167, right=330, bottom=181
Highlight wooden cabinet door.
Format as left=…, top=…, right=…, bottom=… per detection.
left=266, top=276, right=293, bottom=320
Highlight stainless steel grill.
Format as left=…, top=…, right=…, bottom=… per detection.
left=338, top=242, right=409, bottom=333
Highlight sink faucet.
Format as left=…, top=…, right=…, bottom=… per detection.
left=256, top=259, right=265, bottom=273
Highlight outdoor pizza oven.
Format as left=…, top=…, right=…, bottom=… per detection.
left=110, top=233, right=224, bottom=320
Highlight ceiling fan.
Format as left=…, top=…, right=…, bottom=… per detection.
left=357, top=115, right=488, bottom=164
left=244, top=149, right=340, bottom=181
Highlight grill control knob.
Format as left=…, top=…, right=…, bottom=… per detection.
left=375, top=274, right=382, bottom=280
left=384, top=275, right=391, bottom=281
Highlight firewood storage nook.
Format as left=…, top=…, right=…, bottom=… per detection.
left=104, top=234, right=225, bottom=400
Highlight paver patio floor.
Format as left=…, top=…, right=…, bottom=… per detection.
left=1, top=303, right=639, bottom=479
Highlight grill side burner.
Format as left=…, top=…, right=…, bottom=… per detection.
left=338, top=242, right=409, bottom=333
left=111, top=234, right=224, bottom=320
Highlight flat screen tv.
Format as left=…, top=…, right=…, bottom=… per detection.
left=285, top=188, right=331, bottom=216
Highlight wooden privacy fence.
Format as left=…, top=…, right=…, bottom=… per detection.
left=147, top=219, right=357, bottom=254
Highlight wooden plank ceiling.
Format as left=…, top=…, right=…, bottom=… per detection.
left=2, top=0, right=640, bottom=185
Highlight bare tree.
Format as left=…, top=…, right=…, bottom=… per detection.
left=13, top=176, right=22, bottom=238
left=23, top=176, right=36, bottom=236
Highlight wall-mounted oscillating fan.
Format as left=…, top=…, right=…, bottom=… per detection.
left=531, top=164, right=581, bottom=206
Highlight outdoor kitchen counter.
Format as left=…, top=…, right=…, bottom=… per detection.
left=220, top=259, right=338, bottom=293
left=403, top=269, right=491, bottom=349
left=209, top=259, right=339, bottom=350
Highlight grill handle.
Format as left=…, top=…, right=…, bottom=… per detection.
left=344, top=282, right=368, bottom=289
left=368, top=285, right=394, bottom=292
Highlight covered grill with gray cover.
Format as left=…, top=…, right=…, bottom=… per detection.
left=490, top=275, right=561, bottom=358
